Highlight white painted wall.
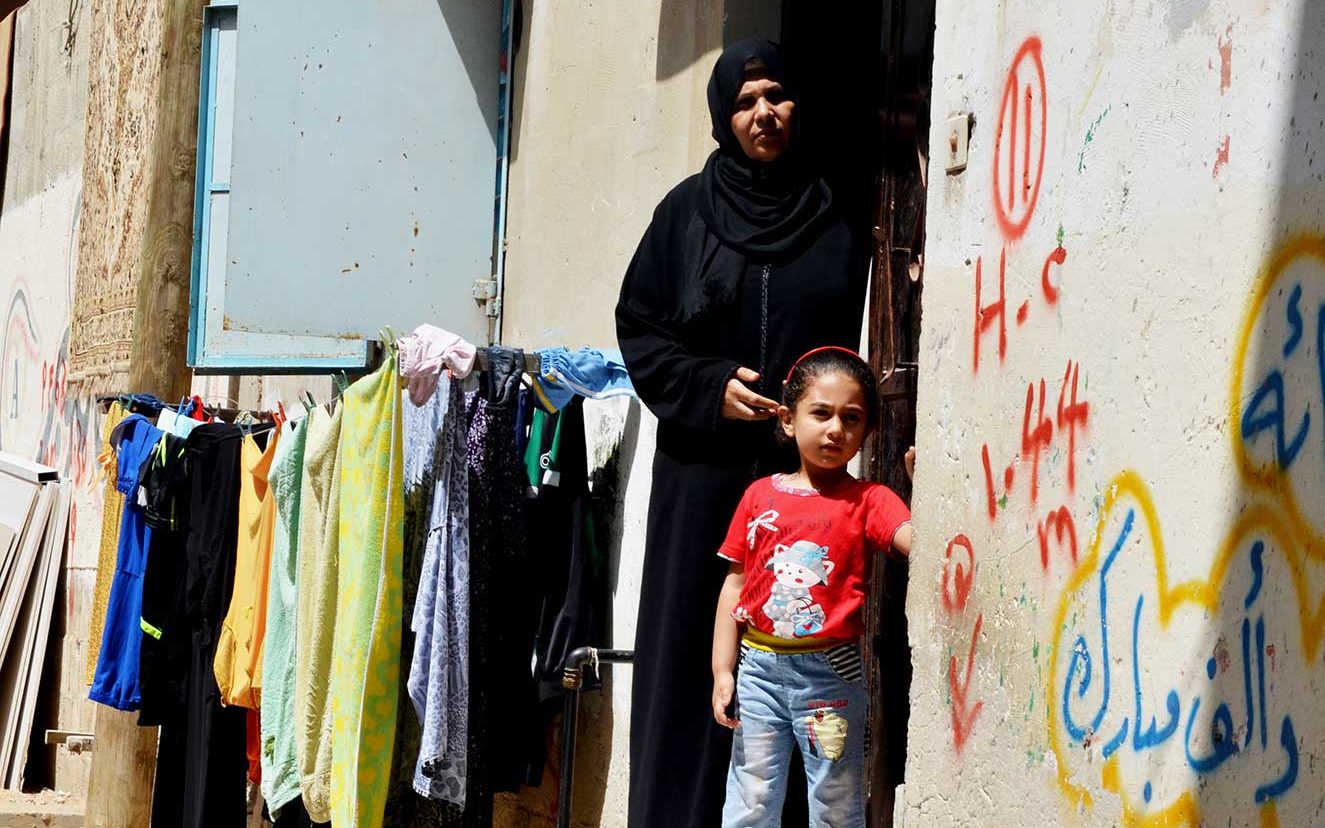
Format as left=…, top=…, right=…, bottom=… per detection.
left=0, top=0, right=97, bottom=797
left=906, top=1, right=1325, bottom=825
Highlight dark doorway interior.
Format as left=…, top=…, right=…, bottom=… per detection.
left=780, top=3, right=936, bottom=826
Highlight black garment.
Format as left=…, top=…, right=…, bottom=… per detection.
left=471, top=389, right=542, bottom=796
left=150, top=424, right=248, bottom=828
left=478, top=346, right=525, bottom=407
left=519, top=399, right=608, bottom=788
left=138, top=433, right=189, bottom=531
left=435, top=391, right=539, bottom=827
left=529, top=399, right=604, bottom=705
left=615, top=40, right=870, bottom=828
left=137, top=433, right=190, bottom=726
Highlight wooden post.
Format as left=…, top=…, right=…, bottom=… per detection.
left=125, top=0, right=207, bottom=401
left=83, top=0, right=205, bottom=825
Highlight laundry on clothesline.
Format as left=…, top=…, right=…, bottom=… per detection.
left=85, top=322, right=631, bottom=827
left=529, top=347, right=634, bottom=413
left=397, top=324, right=478, bottom=406
left=395, top=324, right=637, bottom=413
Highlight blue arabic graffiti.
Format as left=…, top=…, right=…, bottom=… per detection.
left=1062, top=509, right=1133, bottom=746
left=1240, top=282, right=1325, bottom=472
left=1059, top=526, right=1300, bottom=808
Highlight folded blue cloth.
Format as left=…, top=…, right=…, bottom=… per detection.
left=532, top=348, right=636, bottom=412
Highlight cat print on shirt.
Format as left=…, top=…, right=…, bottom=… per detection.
left=761, top=540, right=834, bottom=639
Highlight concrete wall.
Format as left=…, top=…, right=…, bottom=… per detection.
left=0, top=0, right=97, bottom=797
left=500, top=0, right=723, bottom=351
left=905, top=1, right=1325, bottom=825
left=497, top=2, right=778, bottom=824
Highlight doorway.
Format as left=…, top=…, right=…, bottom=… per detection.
left=779, top=3, right=936, bottom=826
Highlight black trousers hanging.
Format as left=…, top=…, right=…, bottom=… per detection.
left=150, top=425, right=248, bottom=828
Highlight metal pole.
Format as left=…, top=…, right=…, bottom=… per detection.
left=557, top=678, right=582, bottom=828
left=556, top=647, right=634, bottom=828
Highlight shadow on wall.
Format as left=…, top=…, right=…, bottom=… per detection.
left=655, top=0, right=780, bottom=82
left=492, top=399, right=642, bottom=827
left=562, top=398, right=641, bottom=826
left=655, top=0, right=717, bottom=82
left=1047, top=4, right=1325, bottom=824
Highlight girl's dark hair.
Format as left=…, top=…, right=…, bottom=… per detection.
left=780, top=348, right=879, bottom=435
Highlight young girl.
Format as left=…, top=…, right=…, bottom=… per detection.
left=711, top=346, right=913, bottom=827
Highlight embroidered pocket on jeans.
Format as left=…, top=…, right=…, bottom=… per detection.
left=806, top=709, right=849, bottom=761
left=822, top=642, right=863, bottom=684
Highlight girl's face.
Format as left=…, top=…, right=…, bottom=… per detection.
left=779, top=371, right=870, bottom=472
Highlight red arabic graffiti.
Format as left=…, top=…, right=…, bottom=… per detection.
left=1037, top=505, right=1079, bottom=572
left=942, top=534, right=984, bottom=755
left=1022, top=378, right=1054, bottom=504
left=973, top=245, right=1070, bottom=373
left=1056, top=359, right=1089, bottom=491
left=950, top=613, right=985, bottom=755
left=981, top=359, right=1091, bottom=520
left=1041, top=245, right=1067, bottom=305
left=941, top=534, right=976, bottom=613
left=973, top=252, right=1007, bottom=370
left=992, top=36, right=1048, bottom=241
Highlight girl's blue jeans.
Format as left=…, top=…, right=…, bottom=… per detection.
left=721, top=641, right=867, bottom=828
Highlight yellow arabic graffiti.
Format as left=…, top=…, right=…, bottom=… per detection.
left=1046, top=471, right=1322, bottom=825
left=1228, top=234, right=1325, bottom=557
left=1045, top=235, right=1325, bottom=824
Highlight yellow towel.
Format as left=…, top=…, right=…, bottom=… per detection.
left=215, top=428, right=279, bottom=709
left=329, top=357, right=404, bottom=828
left=294, top=403, right=343, bottom=823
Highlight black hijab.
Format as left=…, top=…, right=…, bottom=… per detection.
left=697, top=40, right=834, bottom=258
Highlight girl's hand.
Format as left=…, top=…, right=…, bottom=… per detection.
left=712, top=672, right=739, bottom=729
left=722, top=367, right=779, bottom=421
left=904, top=445, right=916, bottom=480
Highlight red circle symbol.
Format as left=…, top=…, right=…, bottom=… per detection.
left=941, top=534, right=975, bottom=614
left=992, top=37, right=1048, bottom=241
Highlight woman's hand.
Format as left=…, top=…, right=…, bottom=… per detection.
left=722, top=367, right=779, bottom=421
left=904, top=445, right=916, bottom=480
left=712, top=672, right=739, bottom=729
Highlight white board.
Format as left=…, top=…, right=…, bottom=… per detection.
left=1, top=482, right=69, bottom=788
left=0, top=485, right=55, bottom=670
left=0, top=475, right=38, bottom=591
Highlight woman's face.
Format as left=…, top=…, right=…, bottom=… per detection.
left=730, top=74, right=795, bottom=163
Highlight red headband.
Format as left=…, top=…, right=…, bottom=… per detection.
left=782, top=346, right=869, bottom=386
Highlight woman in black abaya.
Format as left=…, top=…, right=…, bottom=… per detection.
left=616, top=40, right=871, bottom=828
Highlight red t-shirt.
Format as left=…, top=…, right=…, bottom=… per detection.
left=718, top=474, right=911, bottom=647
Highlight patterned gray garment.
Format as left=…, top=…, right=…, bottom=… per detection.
left=401, top=377, right=472, bottom=806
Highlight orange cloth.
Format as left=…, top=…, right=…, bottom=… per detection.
left=215, top=429, right=279, bottom=709
left=247, top=708, right=262, bottom=785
